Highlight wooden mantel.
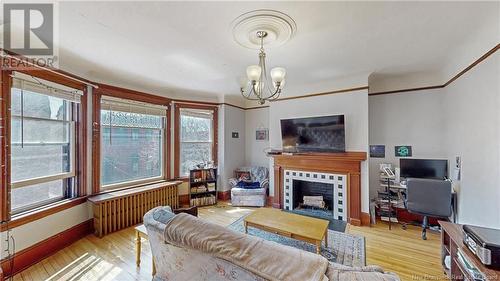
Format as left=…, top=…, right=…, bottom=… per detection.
left=271, top=152, right=367, bottom=226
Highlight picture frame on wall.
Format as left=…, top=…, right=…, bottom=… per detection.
left=395, top=145, right=412, bottom=157
left=256, top=129, right=268, bottom=141
left=369, top=145, right=385, bottom=158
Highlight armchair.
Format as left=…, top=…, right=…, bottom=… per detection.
left=229, top=166, right=269, bottom=207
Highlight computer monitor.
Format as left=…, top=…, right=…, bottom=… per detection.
left=400, top=159, right=448, bottom=180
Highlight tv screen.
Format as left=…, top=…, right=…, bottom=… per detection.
left=400, top=159, right=448, bottom=180
left=280, top=115, right=345, bottom=153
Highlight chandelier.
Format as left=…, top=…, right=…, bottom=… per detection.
left=239, top=31, right=286, bottom=105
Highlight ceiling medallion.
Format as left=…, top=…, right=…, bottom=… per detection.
left=232, top=9, right=297, bottom=49
left=233, top=10, right=296, bottom=104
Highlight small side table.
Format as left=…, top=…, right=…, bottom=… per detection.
left=135, top=224, right=156, bottom=276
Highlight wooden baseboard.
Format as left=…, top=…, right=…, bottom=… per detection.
left=361, top=212, right=371, bottom=226
left=179, top=194, right=189, bottom=206
left=217, top=190, right=231, bottom=201
left=266, top=196, right=274, bottom=207
left=0, top=219, right=93, bottom=278
left=350, top=218, right=362, bottom=226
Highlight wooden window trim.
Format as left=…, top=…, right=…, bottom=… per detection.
left=1, top=70, right=13, bottom=222
left=93, top=84, right=172, bottom=194
left=174, top=103, right=218, bottom=179
left=0, top=197, right=87, bottom=231
left=0, top=68, right=88, bottom=224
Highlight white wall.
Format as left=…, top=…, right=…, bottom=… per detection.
left=367, top=52, right=500, bottom=229
left=268, top=90, right=370, bottom=212
left=368, top=90, right=448, bottom=199
left=219, top=105, right=246, bottom=191
left=245, top=107, right=270, bottom=167
left=444, top=52, right=500, bottom=229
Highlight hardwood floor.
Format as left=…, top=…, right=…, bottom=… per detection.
left=10, top=203, right=443, bottom=281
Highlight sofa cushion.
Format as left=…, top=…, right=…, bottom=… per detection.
left=151, top=206, right=175, bottom=224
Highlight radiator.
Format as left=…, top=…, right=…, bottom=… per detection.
left=88, top=181, right=181, bottom=237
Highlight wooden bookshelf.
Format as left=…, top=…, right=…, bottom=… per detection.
left=188, top=168, right=217, bottom=207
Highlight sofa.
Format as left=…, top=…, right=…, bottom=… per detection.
left=144, top=206, right=400, bottom=281
left=229, top=166, right=269, bottom=207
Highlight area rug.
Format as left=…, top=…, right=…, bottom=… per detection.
left=228, top=216, right=366, bottom=267
left=285, top=209, right=347, bottom=232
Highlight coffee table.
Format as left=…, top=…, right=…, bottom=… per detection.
left=243, top=208, right=329, bottom=254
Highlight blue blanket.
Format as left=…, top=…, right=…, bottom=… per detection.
left=236, top=181, right=261, bottom=189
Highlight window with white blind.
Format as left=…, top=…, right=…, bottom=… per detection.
left=179, top=108, right=214, bottom=177
left=10, top=73, right=82, bottom=214
left=100, top=96, right=167, bottom=189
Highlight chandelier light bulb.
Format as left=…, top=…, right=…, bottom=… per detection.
left=238, top=77, right=249, bottom=88
left=246, top=65, right=262, bottom=81
left=270, top=67, right=286, bottom=83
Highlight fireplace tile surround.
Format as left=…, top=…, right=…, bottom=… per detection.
left=283, top=170, right=347, bottom=221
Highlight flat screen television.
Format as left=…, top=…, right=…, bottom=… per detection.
left=400, top=159, right=448, bottom=180
left=280, top=115, right=345, bottom=153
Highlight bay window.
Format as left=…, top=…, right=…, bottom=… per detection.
left=10, top=74, right=81, bottom=214
left=100, top=96, right=167, bottom=189
left=177, top=106, right=217, bottom=177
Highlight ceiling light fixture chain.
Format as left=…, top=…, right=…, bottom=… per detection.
left=240, top=30, right=286, bottom=105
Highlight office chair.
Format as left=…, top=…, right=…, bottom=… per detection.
left=405, top=178, right=452, bottom=240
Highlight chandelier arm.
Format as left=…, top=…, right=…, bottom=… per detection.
left=271, top=88, right=282, bottom=100
left=241, top=83, right=265, bottom=101
left=260, top=52, right=271, bottom=94
left=267, top=87, right=281, bottom=100
left=241, top=89, right=264, bottom=101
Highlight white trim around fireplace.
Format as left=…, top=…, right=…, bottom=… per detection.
left=283, top=170, right=347, bottom=221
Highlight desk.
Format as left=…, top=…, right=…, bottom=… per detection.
left=135, top=224, right=155, bottom=276
left=378, top=180, right=458, bottom=225
left=389, top=183, right=458, bottom=223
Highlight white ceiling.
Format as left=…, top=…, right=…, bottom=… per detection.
left=48, top=1, right=499, bottom=101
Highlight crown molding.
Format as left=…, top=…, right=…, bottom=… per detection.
left=369, top=43, right=499, bottom=96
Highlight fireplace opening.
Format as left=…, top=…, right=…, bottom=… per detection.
left=292, top=180, right=334, bottom=218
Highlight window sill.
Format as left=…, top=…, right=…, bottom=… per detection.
left=0, top=197, right=87, bottom=231
left=97, top=179, right=177, bottom=195
left=175, top=177, right=189, bottom=183
left=89, top=180, right=183, bottom=204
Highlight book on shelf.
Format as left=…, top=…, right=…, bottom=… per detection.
left=381, top=216, right=399, bottom=223
left=207, top=182, right=216, bottom=192
left=206, top=169, right=216, bottom=181
left=190, top=168, right=216, bottom=182
left=190, top=194, right=216, bottom=206
left=191, top=185, right=208, bottom=193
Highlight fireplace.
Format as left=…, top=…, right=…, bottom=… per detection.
left=271, top=152, right=367, bottom=226
left=292, top=180, right=333, bottom=212
left=283, top=170, right=347, bottom=221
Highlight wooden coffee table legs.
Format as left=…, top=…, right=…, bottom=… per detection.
left=135, top=225, right=156, bottom=276
left=315, top=230, right=329, bottom=254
